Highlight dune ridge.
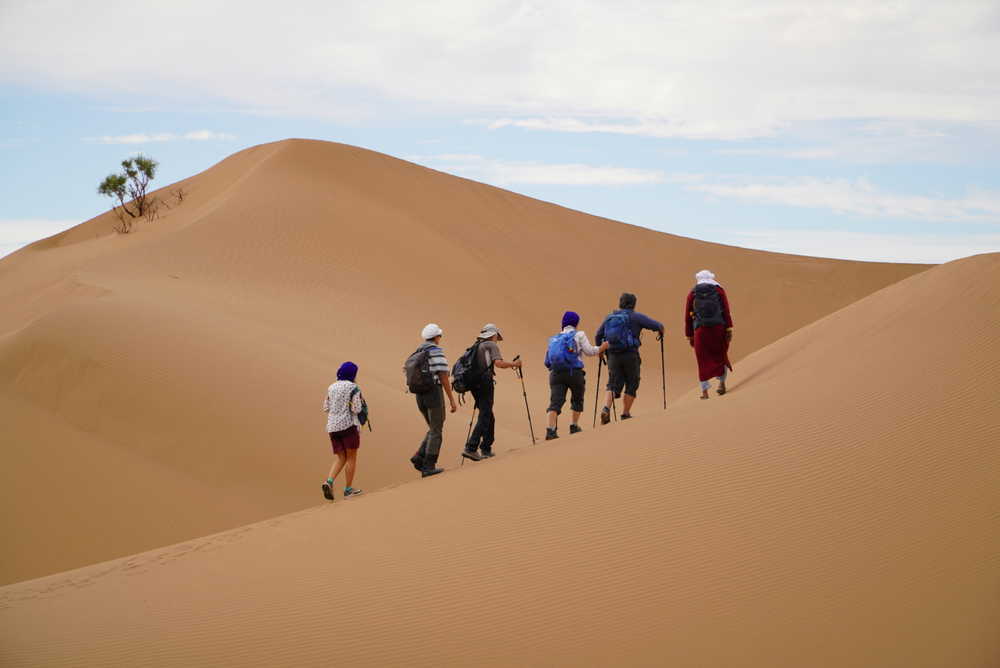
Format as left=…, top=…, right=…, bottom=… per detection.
left=1, top=252, right=997, bottom=667
left=1, top=139, right=927, bottom=583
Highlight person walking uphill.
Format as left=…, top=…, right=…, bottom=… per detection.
left=405, top=324, right=458, bottom=477
left=461, top=323, right=521, bottom=461
left=685, top=270, right=734, bottom=399
left=595, top=293, right=664, bottom=423
left=544, top=311, right=608, bottom=440
left=322, top=362, right=367, bottom=500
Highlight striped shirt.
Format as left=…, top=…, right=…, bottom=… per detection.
left=420, top=342, right=449, bottom=383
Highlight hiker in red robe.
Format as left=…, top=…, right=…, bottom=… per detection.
left=684, top=270, right=733, bottom=399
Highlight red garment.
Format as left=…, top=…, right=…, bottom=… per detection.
left=684, top=285, right=733, bottom=382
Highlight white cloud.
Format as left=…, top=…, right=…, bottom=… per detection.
left=1, top=2, right=998, bottom=140
left=88, top=130, right=236, bottom=144
left=685, top=178, right=1000, bottom=224
left=0, top=219, right=78, bottom=258
left=713, top=228, right=1000, bottom=264
left=407, top=154, right=666, bottom=186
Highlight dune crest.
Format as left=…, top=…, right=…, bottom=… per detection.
left=1, top=139, right=926, bottom=583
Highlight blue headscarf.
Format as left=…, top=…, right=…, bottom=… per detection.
left=562, top=311, right=580, bottom=328
left=337, top=361, right=358, bottom=382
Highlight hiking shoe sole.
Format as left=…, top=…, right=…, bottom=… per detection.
left=421, top=468, right=444, bottom=478
left=461, top=450, right=483, bottom=461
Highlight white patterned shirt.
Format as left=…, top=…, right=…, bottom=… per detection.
left=324, top=380, right=363, bottom=433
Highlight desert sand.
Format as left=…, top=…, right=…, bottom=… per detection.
left=1, top=140, right=996, bottom=666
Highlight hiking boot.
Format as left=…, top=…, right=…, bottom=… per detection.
left=462, top=447, right=483, bottom=462
left=480, top=447, right=495, bottom=458
left=343, top=487, right=363, bottom=498
left=545, top=427, right=559, bottom=440
left=600, top=408, right=611, bottom=425
left=410, top=454, right=425, bottom=471
left=569, top=424, right=583, bottom=434
left=422, top=455, right=444, bottom=478
left=321, top=482, right=334, bottom=501
left=621, top=413, right=632, bottom=420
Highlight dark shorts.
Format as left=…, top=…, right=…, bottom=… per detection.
left=548, top=368, right=586, bottom=414
left=606, top=350, right=641, bottom=398
left=328, top=426, right=360, bottom=455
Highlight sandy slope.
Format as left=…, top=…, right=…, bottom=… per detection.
left=0, top=139, right=925, bottom=584
left=1, top=253, right=996, bottom=667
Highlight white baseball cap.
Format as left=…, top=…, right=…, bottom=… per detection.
left=478, top=323, right=503, bottom=341
left=422, top=323, right=443, bottom=340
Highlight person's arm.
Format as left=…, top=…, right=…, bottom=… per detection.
left=439, top=371, right=458, bottom=412
left=491, top=343, right=521, bottom=369
left=576, top=330, right=606, bottom=356
left=684, top=291, right=695, bottom=345
left=636, top=311, right=665, bottom=335
left=323, top=392, right=331, bottom=412
left=350, top=389, right=363, bottom=415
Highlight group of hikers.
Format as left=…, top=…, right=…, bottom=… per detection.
left=321, top=270, right=735, bottom=499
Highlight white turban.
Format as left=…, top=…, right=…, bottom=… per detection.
left=695, top=270, right=719, bottom=286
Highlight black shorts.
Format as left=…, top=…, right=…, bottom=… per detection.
left=606, top=350, right=640, bottom=398
left=548, top=368, right=586, bottom=414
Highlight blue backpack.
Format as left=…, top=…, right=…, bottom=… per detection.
left=604, top=311, right=639, bottom=351
left=546, top=331, right=581, bottom=371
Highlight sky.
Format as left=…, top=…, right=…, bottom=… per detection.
left=1, top=1, right=999, bottom=262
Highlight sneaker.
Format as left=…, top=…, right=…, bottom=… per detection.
left=421, top=467, right=444, bottom=478
left=600, top=408, right=611, bottom=425
left=344, top=487, right=363, bottom=498
left=545, top=427, right=559, bottom=440
left=621, top=413, right=632, bottom=420
left=569, top=424, right=583, bottom=434
left=461, top=448, right=483, bottom=462
left=410, top=454, right=425, bottom=471
left=480, top=448, right=495, bottom=458
left=321, top=482, right=334, bottom=501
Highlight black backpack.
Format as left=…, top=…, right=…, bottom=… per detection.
left=404, top=346, right=436, bottom=394
left=451, top=340, right=487, bottom=394
left=692, top=284, right=725, bottom=329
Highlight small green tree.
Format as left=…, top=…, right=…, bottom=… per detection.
left=97, top=155, right=159, bottom=233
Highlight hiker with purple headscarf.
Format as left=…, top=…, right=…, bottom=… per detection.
left=544, top=311, right=608, bottom=440
left=321, top=361, right=366, bottom=500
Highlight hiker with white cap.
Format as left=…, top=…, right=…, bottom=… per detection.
left=404, top=323, right=458, bottom=477
left=684, top=270, right=734, bottom=399
left=457, top=323, right=520, bottom=461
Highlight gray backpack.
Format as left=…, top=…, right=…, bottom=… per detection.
left=404, top=346, right=435, bottom=393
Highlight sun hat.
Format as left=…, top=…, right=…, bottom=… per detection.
left=337, top=361, right=358, bottom=382
left=422, top=323, right=443, bottom=340
left=478, top=323, right=503, bottom=341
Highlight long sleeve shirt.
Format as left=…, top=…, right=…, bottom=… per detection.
left=324, top=380, right=363, bottom=432
left=684, top=285, right=733, bottom=337
left=595, top=309, right=664, bottom=349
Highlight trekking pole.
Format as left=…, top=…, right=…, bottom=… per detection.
left=593, top=355, right=604, bottom=428
left=366, top=416, right=373, bottom=432
left=513, top=355, right=536, bottom=445
left=659, top=333, right=667, bottom=410
left=611, top=395, right=618, bottom=422
left=461, top=403, right=478, bottom=467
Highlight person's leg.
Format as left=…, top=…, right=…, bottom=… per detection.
left=412, top=394, right=432, bottom=468
left=328, top=450, right=347, bottom=481
left=422, top=388, right=446, bottom=473
left=700, top=379, right=711, bottom=399
left=603, top=354, right=623, bottom=422
left=717, top=366, right=728, bottom=394
left=547, top=370, right=568, bottom=438
left=344, top=448, right=358, bottom=488
left=621, top=352, right=641, bottom=417
left=481, top=383, right=496, bottom=452
left=569, top=369, right=585, bottom=431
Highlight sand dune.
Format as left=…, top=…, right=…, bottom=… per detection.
left=0, top=139, right=926, bottom=584
left=1, top=252, right=996, bottom=667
